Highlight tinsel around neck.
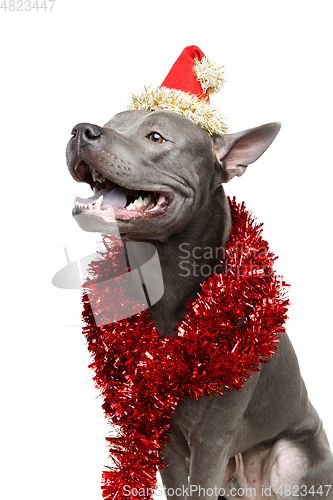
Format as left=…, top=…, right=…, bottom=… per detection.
left=82, top=197, right=289, bottom=499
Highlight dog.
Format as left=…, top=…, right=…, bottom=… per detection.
left=66, top=109, right=333, bottom=499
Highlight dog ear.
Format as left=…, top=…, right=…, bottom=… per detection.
left=212, top=122, right=281, bottom=183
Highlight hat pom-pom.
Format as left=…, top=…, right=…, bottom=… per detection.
left=194, top=57, right=226, bottom=96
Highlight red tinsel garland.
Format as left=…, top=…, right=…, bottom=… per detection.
left=81, top=197, right=289, bottom=500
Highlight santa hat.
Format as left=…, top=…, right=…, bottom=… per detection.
left=128, top=45, right=228, bottom=135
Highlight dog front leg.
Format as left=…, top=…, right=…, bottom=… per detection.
left=187, top=436, right=231, bottom=500
left=178, top=377, right=260, bottom=500
left=160, top=447, right=190, bottom=500
left=160, top=421, right=191, bottom=500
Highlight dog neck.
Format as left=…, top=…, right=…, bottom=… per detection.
left=144, top=187, right=231, bottom=337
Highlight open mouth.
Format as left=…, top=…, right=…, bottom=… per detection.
left=73, top=160, right=172, bottom=219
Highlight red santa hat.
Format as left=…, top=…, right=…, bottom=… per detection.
left=128, top=45, right=228, bottom=135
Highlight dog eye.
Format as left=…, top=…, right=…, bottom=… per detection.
left=147, top=132, right=165, bottom=144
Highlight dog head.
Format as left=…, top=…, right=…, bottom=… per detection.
left=66, top=109, right=280, bottom=242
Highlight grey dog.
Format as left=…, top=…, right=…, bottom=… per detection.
left=66, top=109, right=333, bottom=499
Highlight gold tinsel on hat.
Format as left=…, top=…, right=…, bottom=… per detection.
left=128, top=86, right=228, bottom=136
left=194, top=57, right=226, bottom=96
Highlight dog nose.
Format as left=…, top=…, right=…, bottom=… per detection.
left=71, top=123, right=102, bottom=143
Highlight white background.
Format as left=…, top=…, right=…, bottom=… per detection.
left=1, top=1, right=332, bottom=498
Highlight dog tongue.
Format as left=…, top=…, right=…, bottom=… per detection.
left=76, top=187, right=127, bottom=209
left=101, top=187, right=127, bottom=209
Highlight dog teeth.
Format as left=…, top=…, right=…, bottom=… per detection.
left=127, top=195, right=151, bottom=211
left=134, top=196, right=144, bottom=207
left=91, top=168, right=107, bottom=183
left=74, top=194, right=104, bottom=211
left=74, top=193, right=153, bottom=212
left=94, top=195, right=103, bottom=210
